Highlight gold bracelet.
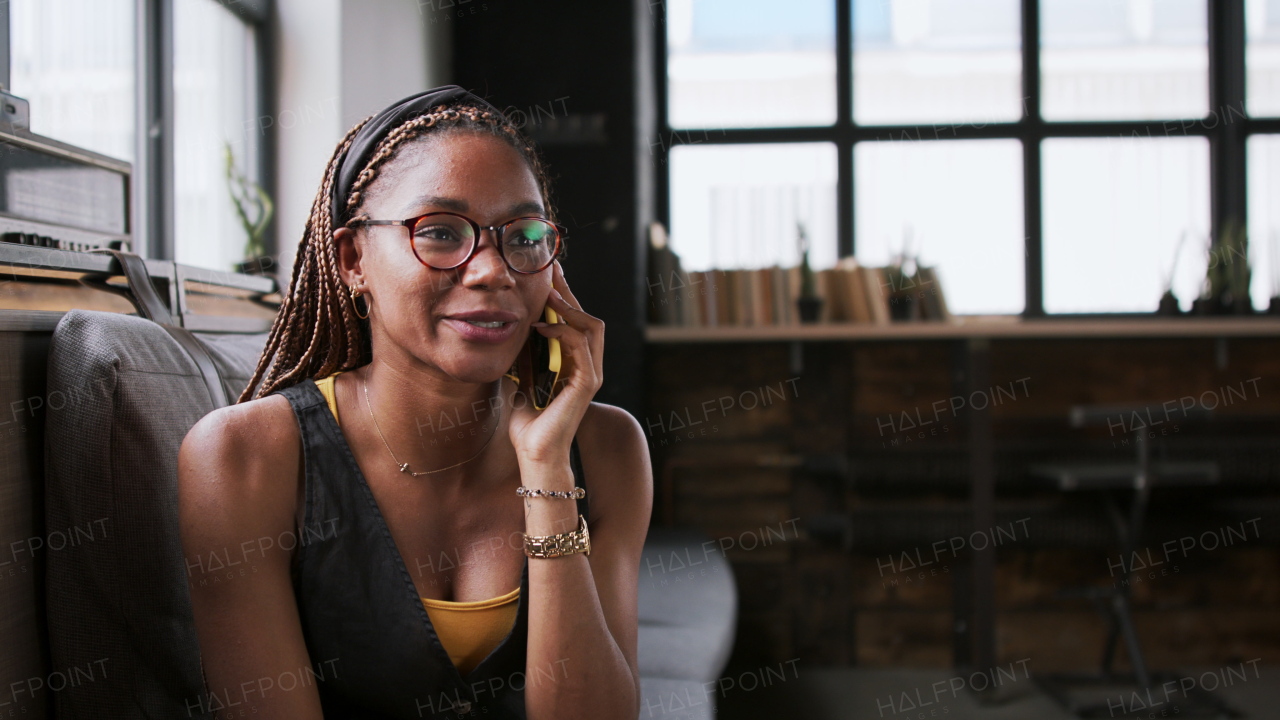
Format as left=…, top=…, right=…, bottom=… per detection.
left=516, top=486, right=585, bottom=500
left=523, top=514, right=591, bottom=558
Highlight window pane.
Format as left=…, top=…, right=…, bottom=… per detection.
left=1040, top=0, right=1208, bottom=121
left=854, top=139, right=1024, bottom=314
left=1249, top=135, right=1280, bottom=308
left=9, top=0, right=136, bottom=161
left=1043, top=137, right=1210, bottom=313
left=669, top=144, right=838, bottom=270
left=174, top=0, right=261, bottom=272
left=1247, top=0, right=1280, bottom=116
left=666, top=0, right=835, bottom=129
left=853, top=0, right=1022, bottom=126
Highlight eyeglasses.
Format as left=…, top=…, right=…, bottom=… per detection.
left=347, top=211, right=565, bottom=274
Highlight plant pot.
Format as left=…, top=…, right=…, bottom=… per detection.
left=888, top=293, right=919, bottom=321
left=1269, top=297, right=1280, bottom=316
left=1191, top=297, right=1217, bottom=316
left=797, top=296, right=823, bottom=323
left=1156, top=291, right=1182, bottom=316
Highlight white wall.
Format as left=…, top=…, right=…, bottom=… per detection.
left=340, top=0, right=426, bottom=129
left=272, top=0, right=447, bottom=285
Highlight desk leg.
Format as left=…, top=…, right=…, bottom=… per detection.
left=951, top=339, right=971, bottom=668
left=968, top=338, right=997, bottom=684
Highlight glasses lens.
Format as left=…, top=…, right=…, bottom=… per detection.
left=411, top=214, right=476, bottom=268
left=501, top=219, right=558, bottom=272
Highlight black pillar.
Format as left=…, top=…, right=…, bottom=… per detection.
left=1208, top=0, right=1247, bottom=238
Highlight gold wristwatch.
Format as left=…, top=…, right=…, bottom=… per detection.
left=524, top=514, right=591, bottom=558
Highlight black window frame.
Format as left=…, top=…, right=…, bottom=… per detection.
left=652, top=0, right=1280, bottom=318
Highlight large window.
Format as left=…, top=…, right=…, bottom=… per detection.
left=1249, top=134, right=1280, bottom=305
left=7, top=0, right=268, bottom=271
left=659, top=0, right=1280, bottom=315
left=666, top=0, right=836, bottom=128
left=1246, top=0, right=1280, bottom=116
left=853, top=0, right=1023, bottom=126
left=669, top=143, right=839, bottom=270
left=856, top=139, right=1025, bottom=314
left=1042, top=136, right=1210, bottom=313
left=174, top=0, right=263, bottom=272
left=1040, top=0, right=1208, bottom=121
left=9, top=0, right=137, bottom=162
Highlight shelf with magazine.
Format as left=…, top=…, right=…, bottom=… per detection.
left=646, top=223, right=953, bottom=335
left=645, top=225, right=1280, bottom=344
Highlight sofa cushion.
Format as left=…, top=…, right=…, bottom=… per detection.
left=639, top=676, right=717, bottom=720
left=637, top=527, right=738, bottom=684
left=43, top=309, right=266, bottom=719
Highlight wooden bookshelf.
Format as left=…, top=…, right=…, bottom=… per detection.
left=645, top=315, right=1280, bottom=343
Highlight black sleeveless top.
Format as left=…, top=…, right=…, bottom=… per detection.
left=275, top=378, right=589, bottom=719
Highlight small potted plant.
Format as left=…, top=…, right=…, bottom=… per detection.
left=1203, top=219, right=1253, bottom=314
left=884, top=255, right=920, bottom=321
left=226, top=142, right=275, bottom=275
left=1225, top=220, right=1253, bottom=314
left=882, top=227, right=923, bottom=321
left=796, top=222, right=822, bottom=323
left=1156, top=230, right=1185, bottom=316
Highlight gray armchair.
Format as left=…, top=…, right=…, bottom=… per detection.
left=43, top=309, right=266, bottom=718
left=636, top=528, right=738, bottom=720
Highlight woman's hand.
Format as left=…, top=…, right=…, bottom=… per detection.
left=505, top=260, right=604, bottom=472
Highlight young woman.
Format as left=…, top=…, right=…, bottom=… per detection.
left=178, top=86, right=652, bottom=719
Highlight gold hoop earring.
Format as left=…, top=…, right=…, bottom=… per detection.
left=350, top=284, right=371, bottom=320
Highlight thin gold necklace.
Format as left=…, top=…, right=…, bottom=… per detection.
left=362, top=377, right=502, bottom=476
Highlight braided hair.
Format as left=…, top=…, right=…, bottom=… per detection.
left=238, top=102, right=556, bottom=402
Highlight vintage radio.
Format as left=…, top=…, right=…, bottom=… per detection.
left=0, top=119, right=132, bottom=254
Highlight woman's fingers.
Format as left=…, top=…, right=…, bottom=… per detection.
left=535, top=322, right=585, bottom=360
left=543, top=261, right=605, bottom=388
left=535, top=324, right=598, bottom=384
left=536, top=314, right=603, bottom=386
left=545, top=286, right=602, bottom=338
left=550, top=261, right=583, bottom=311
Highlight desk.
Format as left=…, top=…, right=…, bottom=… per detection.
left=646, top=319, right=1280, bottom=676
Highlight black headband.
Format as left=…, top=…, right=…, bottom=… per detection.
left=331, top=85, right=502, bottom=224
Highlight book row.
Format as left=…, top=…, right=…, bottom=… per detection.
left=647, top=260, right=952, bottom=327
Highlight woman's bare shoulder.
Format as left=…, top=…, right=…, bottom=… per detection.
left=179, top=392, right=323, bottom=718
left=576, top=402, right=653, bottom=524
left=579, top=402, right=645, bottom=449
left=178, top=392, right=303, bottom=539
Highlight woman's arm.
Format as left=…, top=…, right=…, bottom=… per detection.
left=522, top=403, right=653, bottom=720
left=177, top=398, right=326, bottom=719
left=505, top=261, right=653, bottom=718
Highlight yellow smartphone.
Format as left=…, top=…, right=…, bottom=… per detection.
left=529, top=305, right=561, bottom=409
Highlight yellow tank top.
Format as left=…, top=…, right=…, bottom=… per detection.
left=315, top=372, right=520, bottom=675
